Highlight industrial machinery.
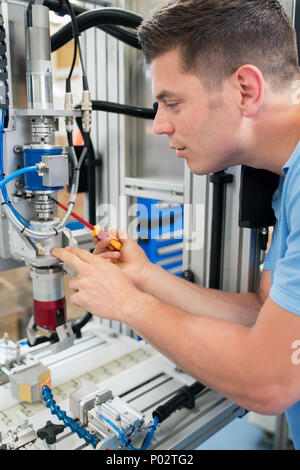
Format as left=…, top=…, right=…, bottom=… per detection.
left=0, top=0, right=296, bottom=452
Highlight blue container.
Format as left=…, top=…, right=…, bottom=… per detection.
left=137, top=198, right=184, bottom=277
left=23, top=146, right=64, bottom=192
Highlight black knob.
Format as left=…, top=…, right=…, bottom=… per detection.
left=37, top=420, right=65, bottom=445
left=181, top=269, right=195, bottom=283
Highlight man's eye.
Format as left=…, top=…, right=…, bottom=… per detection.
left=166, top=103, right=178, bottom=109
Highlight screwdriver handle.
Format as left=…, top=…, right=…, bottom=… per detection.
left=91, top=225, right=122, bottom=252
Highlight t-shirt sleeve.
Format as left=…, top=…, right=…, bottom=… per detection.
left=269, top=179, right=300, bottom=315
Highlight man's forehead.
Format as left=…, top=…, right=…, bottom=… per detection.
left=150, top=50, right=205, bottom=99
left=150, top=49, right=185, bottom=94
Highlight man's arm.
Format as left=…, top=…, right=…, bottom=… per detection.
left=52, top=247, right=299, bottom=416
left=95, top=234, right=271, bottom=327
left=122, top=291, right=300, bottom=416
left=137, top=263, right=271, bottom=327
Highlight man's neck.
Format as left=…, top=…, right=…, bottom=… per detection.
left=241, top=93, right=300, bottom=176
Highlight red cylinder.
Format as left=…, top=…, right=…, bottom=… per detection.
left=34, top=297, right=66, bottom=332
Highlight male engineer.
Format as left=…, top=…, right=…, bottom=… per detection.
left=53, top=0, right=300, bottom=448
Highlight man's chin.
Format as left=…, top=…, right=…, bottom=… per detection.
left=186, top=161, right=212, bottom=176
left=187, top=160, right=228, bottom=176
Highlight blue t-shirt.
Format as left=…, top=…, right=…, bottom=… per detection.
left=264, top=140, right=300, bottom=449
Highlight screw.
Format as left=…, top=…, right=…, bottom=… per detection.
left=15, top=180, right=24, bottom=190
left=13, top=145, right=23, bottom=154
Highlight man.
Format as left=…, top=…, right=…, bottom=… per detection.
left=53, top=0, right=300, bottom=449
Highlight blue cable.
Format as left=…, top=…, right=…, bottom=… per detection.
left=0, top=110, right=32, bottom=227
left=0, top=165, right=38, bottom=190
left=41, top=384, right=100, bottom=449
left=98, top=413, right=159, bottom=450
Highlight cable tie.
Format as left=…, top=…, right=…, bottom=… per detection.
left=20, top=226, right=26, bottom=234
left=53, top=228, right=59, bottom=236
left=1, top=200, right=10, bottom=205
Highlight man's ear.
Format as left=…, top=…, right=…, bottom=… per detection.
left=232, top=65, right=265, bottom=118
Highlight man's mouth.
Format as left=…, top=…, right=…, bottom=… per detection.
left=171, top=146, right=186, bottom=157
left=171, top=145, right=186, bottom=154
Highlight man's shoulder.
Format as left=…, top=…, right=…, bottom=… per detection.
left=284, top=156, right=300, bottom=202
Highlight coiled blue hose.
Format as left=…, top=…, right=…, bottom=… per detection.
left=41, top=384, right=100, bottom=449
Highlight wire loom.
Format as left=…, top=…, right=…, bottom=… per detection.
left=41, top=384, right=100, bottom=449
left=41, top=382, right=160, bottom=450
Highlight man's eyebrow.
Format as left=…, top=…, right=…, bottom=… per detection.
left=155, top=91, right=178, bottom=100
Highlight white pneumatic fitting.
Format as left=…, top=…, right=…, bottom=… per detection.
left=65, top=92, right=74, bottom=134
left=81, top=90, right=92, bottom=134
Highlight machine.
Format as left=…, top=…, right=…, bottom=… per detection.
left=0, top=0, right=296, bottom=452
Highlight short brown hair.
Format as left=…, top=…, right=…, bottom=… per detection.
left=138, top=0, right=300, bottom=90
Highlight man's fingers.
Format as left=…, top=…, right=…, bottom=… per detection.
left=93, top=234, right=111, bottom=245
left=93, top=237, right=112, bottom=255
left=108, top=228, right=129, bottom=241
left=67, top=246, right=96, bottom=263
left=52, top=248, right=86, bottom=273
left=98, top=251, right=121, bottom=260
left=68, top=279, right=79, bottom=291
left=69, top=291, right=83, bottom=307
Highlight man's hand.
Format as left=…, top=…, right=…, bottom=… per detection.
left=93, top=229, right=155, bottom=291
left=52, top=246, right=142, bottom=321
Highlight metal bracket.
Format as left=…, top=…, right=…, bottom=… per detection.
left=51, top=323, right=75, bottom=354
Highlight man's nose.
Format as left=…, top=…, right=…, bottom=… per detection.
left=153, top=107, right=174, bottom=136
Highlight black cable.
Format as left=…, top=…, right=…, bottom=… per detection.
left=90, top=100, right=156, bottom=119
left=72, top=312, right=93, bottom=338
left=63, top=0, right=79, bottom=93
left=67, top=131, right=73, bottom=147
left=65, top=0, right=89, bottom=90
left=99, top=25, right=140, bottom=49
left=44, top=0, right=111, bottom=12
left=27, top=0, right=34, bottom=27
left=51, top=8, right=143, bottom=53
left=45, top=1, right=141, bottom=50
left=77, top=40, right=89, bottom=90
left=74, top=115, right=97, bottom=225
left=84, top=132, right=96, bottom=225
left=27, top=312, right=94, bottom=347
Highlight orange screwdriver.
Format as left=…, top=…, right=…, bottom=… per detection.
left=51, top=197, right=122, bottom=251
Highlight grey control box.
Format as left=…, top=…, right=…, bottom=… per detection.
left=41, top=154, right=69, bottom=187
